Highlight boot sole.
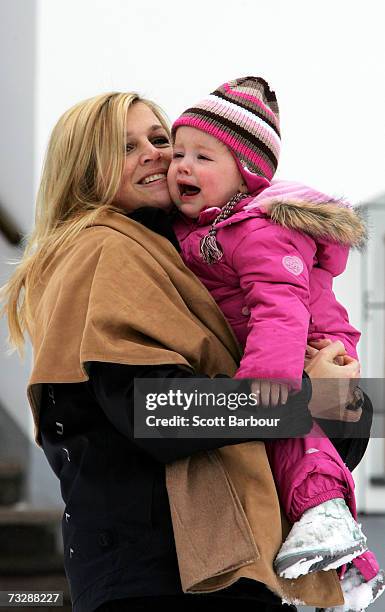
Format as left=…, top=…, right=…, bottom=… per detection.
left=371, top=568, right=385, bottom=600
left=316, top=569, right=385, bottom=612
left=275, top=541, right=367, bottom=578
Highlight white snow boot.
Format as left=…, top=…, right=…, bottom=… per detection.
left=274, top=498, right=367, bottom=579
left=317, top=565, right=385, bottom=611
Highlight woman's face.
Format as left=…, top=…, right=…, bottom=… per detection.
left=113, top=102, right=173, bottom=212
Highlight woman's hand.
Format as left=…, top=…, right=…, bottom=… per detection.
left=305, top=338, right=346, bottom=367
left=305, top=340, right=362, bottom=422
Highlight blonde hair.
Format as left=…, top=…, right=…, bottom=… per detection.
left=0, top=91, right=170, bottom=355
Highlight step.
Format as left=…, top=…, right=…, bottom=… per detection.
left=0, top=507, right=64, bottom=575
left=0, top=463, right=24, bottom=506
left=0, top=507, right=62, bottom=525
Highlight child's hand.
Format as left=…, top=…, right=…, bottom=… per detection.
left=251, top=379, right=288, bottom=407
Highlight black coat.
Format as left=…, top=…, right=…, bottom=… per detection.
left=40, top=362, right=372, bottom=612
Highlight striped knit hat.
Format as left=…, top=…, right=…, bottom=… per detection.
left=172, top=76, right=281, bottom=192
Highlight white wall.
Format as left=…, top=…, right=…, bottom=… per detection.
left=0, top=0, right=36, bottom=436
left=0, top=0, right=35, bottom=230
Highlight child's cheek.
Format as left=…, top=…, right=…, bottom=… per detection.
left=200, top=172, right=219, bottom=199
left=166, top=163, right=174, bottom=183
left=166, top=166, right=177, bottom=196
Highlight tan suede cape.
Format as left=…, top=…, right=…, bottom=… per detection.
left=27, top=210, right=343, bottom=608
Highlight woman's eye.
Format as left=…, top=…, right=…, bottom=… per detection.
left=125, top=143, right=134, bottom=154
left=152, top=136, right=170, bottom=147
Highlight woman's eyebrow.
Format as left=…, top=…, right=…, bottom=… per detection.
left=125, top=124, right=164, bottom=137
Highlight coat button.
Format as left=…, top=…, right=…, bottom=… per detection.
left=98, top=531, right=113, bottom=548
left=56, top=421, right=64, bottom=435
left=241, top=306, right=250, bottom=316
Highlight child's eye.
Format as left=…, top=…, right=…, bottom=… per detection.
left=198, top=154, right=211, bottom=161
left=173, top=152, right=184, bottom=159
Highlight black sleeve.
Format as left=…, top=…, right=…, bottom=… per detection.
left=88, top=361, right=313, bottom=464
left=314, top=391, right=373, bottom=472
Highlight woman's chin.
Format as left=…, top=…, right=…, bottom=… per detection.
left=157, top=201, right=174, bottom=213
left=148, top=198, right=173, bottom=212
left=146, top=187, right=173, bottom=211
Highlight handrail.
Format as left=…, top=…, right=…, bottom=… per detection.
left=0, top=204, right=23, bottom=246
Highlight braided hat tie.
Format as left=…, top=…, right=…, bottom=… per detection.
left=200, top=192, right=249, bottom=264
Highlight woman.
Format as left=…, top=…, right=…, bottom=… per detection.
left=1, top=92, right=370, bottom=612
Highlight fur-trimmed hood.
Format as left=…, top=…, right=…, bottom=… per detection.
left=187, top=179, right=367, bottom=277
left=245, top=179, right=367, bottom=249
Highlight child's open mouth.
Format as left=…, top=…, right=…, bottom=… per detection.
left=178, top=182, right=201, bottom=200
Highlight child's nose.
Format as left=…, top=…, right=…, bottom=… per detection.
left=178, top=158, right=192, bottom=174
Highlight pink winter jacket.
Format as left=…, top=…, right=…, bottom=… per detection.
left=173, top=180, right=366, bottom=387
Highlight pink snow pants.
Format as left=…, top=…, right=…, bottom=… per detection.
left=265, top=421, right=357, bottom=523
left=265, top=422, right=379, bottom=581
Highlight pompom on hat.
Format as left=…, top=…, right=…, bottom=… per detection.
left=172, top=76, right=281, bottom=193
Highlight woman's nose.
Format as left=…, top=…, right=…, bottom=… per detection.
left=140, top=143, right=162, bottom=164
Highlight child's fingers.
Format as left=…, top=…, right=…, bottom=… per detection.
left=270, top=383, right=280, bottom=407
left=305, top=345, right=319, bottom=368
left=280, top=384, right=289, bottom=405
left=308, top=338, right=333, bottom=349
left=305, top=345, right=319, bottom=358
left=260, top=380, right=271, bottom=407
left=333, top=355, right=345, bottom=366
left=270, top=383, right=289, bottom=406
left=252, top=381, right=289, bottom=407
left=251, top=379, right=260, bottom=406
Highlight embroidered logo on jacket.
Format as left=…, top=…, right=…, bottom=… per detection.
left=282, top=255, right=304, bottom=276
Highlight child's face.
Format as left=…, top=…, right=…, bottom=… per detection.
left=167, top=127, right=245, bottom=219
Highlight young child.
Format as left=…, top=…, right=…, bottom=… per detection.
left=167, top=76, right=384, bottom=611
